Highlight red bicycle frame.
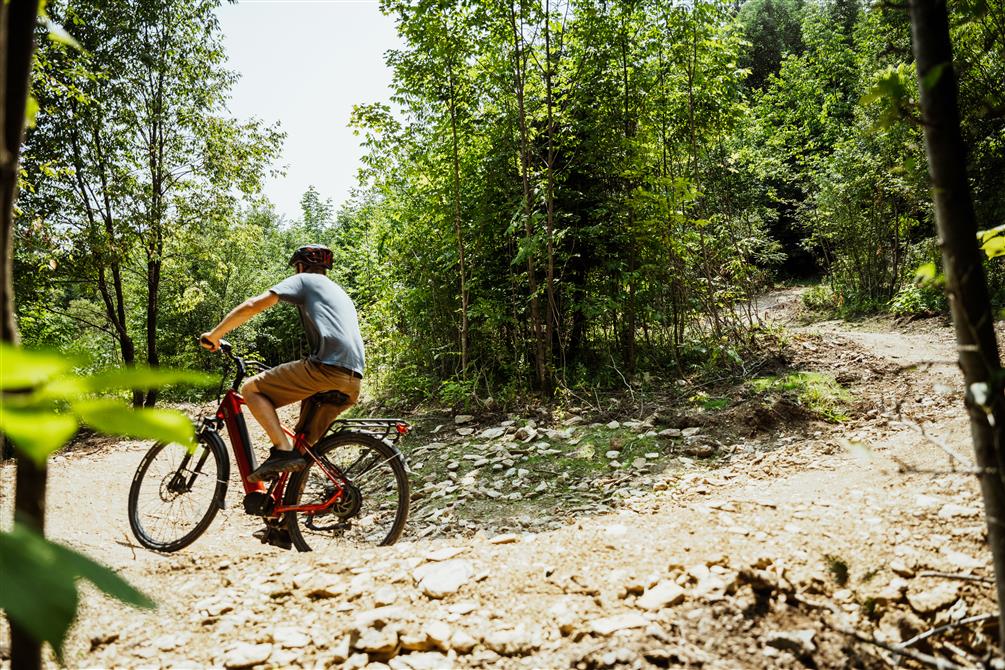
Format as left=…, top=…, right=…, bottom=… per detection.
left=212, top=388, right=347, bottom=516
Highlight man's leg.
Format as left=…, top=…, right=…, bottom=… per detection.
left=242, top=379, right=292, bottom=451
left=241, top=363, right=317, bottom=482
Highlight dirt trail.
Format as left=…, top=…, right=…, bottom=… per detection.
left=1, top=291, right=997, bottom=669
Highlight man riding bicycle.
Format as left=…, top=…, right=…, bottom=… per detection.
left=199, top=244, right=364, bottom=484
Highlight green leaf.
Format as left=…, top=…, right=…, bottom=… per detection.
left=74, top=399, right=195, bottom=447
left=31, top=375, right=90, bottom=401
left=983, top=236, right=1005, bottom=259
left=0, top=407, right=78, bottom=466
left=25, top=94, right=39, bottom=129
left=84, top=367, right=215, bottom=392
left=922, top=62, right=949, bottom=91
left=0, top=522, right=154, bottom=659
left=978, top=224, right=1005, bottom=243
left=914, top=262, right=937, bottom=285
left=978, top=227, right=1005, bottom=258
left=0, top=524, right=78, bottom=658
left=41, top=17, right=83, bottom=50
left=49, top=540, right=154, bottom=610
left=0, top=343, right=75, bottom=390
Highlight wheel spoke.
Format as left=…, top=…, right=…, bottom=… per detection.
left=128, top=437, right=224, bottom=552
left=287, top=434, right=408, bottom=551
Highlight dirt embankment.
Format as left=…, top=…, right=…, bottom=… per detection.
left=1, top=290, right=998, bottom=669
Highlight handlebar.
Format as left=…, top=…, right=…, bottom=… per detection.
left=198, top=337, right=268, bottom=392
left=199, top=336, right=232, bottom=354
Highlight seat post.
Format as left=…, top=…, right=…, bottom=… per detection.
left=297, top=391, right=351, bottom=441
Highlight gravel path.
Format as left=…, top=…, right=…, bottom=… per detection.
left=2, top=292, right=997, bottom=669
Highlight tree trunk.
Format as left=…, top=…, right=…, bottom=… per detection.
left=508, top=0, right=546, bottom=391
left=1, top=3, right=44, bottom=669
left=542, top=0, right=558, bottom=393
left=908, top=0, right=1005, bottom=648
left=446, top=62, right=469, bottom=375
left=144, top=253, right=160, bottom=407
left=620, top=12, right=637, bottom=374
left=69, top=121, right=144, bottom=405
left=144, top=66, right=165, bottom=408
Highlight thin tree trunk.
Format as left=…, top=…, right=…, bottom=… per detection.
left=144, top=251, right=160, bottom=407
left=69, top=121, right=144, bottom=405
left=542, top=0, right=558, bottom=393
left=446, top=61, right=469, bottom=375
left=909, top=0, right=1005, bottom=648
left=143, top=62, right=165, bottom=407
left=620, top=12, right=637, bottom=374
left=508, top=0, right=546, bottom=390
left=1, top=3, right=44, bottom=669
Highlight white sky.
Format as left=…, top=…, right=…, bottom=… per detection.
left=216, top=0, right=403, bottom=220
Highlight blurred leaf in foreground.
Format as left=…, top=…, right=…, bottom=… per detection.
left=0, top=522, right=154, bottom=660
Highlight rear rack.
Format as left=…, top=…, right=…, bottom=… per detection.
left=328, top=418, right=411, bottom=444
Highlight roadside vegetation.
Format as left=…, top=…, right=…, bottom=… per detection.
left=13, top=0, right=1002, bottom=410
left=3, top=0, right=1005, bottom=665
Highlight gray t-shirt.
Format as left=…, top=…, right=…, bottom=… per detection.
left=269, top=273, right=365, bottom=375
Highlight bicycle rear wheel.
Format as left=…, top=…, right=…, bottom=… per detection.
left=284, top=432, right=410, bottom=551
left=128, top=429, right=229, bottom=552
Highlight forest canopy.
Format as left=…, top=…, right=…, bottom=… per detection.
left=14, top=0, right=1005, bottom=407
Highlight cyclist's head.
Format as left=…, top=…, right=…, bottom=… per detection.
left=288, top=244, right=333, bottom=274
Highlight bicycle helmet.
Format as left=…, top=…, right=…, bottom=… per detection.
left=288, top=244, right=333, bottom=270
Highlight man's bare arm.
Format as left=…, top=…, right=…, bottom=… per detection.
left=199, top=291, right=279, bottom=350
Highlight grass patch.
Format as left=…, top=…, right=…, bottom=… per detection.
left=749, top=371, right=852, bottom=422
left=824, top=554, right=850, bottom=586
left=689, top=391, right=730, bottom=411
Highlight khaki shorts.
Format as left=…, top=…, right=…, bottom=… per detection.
left=246, top=359, right=361, bottom=445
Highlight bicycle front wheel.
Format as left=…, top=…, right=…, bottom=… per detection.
left=128, top=429, right=229, bottom=552
left=284, top=432, right=410, bottom=551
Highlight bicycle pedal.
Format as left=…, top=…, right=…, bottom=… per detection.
left=253, top=527, right=292, bottom=551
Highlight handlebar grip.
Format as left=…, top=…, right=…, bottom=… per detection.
left=199, top=336, right=232, bottom=354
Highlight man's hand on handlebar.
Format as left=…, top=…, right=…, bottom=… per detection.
left=199, top=333, right=221, bottom=352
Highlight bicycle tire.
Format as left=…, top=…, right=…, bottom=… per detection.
left=128, top=428, right=229, bottom=552
left=284, top=432, right=410, bottom=552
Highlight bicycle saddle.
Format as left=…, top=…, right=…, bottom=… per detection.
left=310, top=390, right=350, bottom=406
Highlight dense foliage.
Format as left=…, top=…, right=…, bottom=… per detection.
left=13, top=0, right=1005, bottom=407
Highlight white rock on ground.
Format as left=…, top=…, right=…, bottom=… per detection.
left=907, top=583, right=960, bottom=615
left=636, top=580, right=686, bottom=610
left=330, top=635, right=352, bottom=662
left=353, top=624, right=399, bottom=658
left=393, top=651, right=455, bottom=669
left=413, top=559, right=474, bottom=598
left=425, top=546, right=466, bottom=561
left=450, top=630, right=477, bottom=653
left=483, top=626, right=537, bottom=655
left=272, top=626, right=310, bottom=649
left=223, top=642, right=273, bottom=669
left=423, top=620, right=452, bottom=650
left=454, top=415, right=474, bottom=425
left=589, top=613, right=649, bottom=635
left=488, top=533, right=519, bottom=544
left=937, top=503, right=980, bottom=518
left=373, top=585, right=398, bottom=607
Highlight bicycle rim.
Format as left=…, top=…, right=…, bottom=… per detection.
left=285, top=433, right=410, bottom=551
left=128, top=433, right=227, bottom=552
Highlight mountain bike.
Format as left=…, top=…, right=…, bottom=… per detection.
left=127, top=339, right=410, bottom=552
